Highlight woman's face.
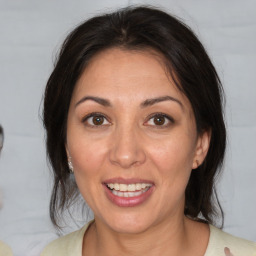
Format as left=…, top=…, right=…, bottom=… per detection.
left=66, top=48, right=210, bottom=233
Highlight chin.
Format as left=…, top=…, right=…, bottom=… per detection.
left=102, top=212, right=155, bottom=234
left=111, top=222, right=150, bottom=234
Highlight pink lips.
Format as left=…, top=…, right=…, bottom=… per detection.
left=103, top=178, right=154, bottom=207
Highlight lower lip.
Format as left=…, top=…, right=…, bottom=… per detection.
left=103, top=185, right=154, bottom=207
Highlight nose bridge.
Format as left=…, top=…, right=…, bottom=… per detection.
left=109, top=120, right=145, bottom=168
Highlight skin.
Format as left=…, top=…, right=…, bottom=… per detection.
left=66, top=48, right=211, bottom=256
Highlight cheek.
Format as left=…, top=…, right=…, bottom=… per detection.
left=147, top=133, right=196, bottom=198
left=68, top=133, right=108, bottom=178
left=148, top=134, right=195, bottom=173
left=68, top=135, right=108, bottom=206
left=148, top=137, right=195, bottom=204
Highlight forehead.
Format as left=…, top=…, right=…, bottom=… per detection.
left=72, top=48, right=190, bottom=108
left=83, top=48, right=167, bottom=77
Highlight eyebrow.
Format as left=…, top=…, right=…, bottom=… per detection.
left=75, top=96, right=112, bottom=108
left=75, top=95, right=183, bottom=110
left=141, top=96, right=184, bottom=110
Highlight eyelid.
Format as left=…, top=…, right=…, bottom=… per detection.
left=144, top=112, right=175, bottom=127
left=81, top=112, right=174, bottom=128
left=82, top=112, right=111, bottom=126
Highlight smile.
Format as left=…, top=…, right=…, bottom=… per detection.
left=106, top=183, right=152, bottom=197
left=103, top=180, right=154, bottom=207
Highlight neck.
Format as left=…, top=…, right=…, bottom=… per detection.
left=83, top=215, right=209, bottom=256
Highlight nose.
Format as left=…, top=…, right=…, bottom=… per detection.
left=109, top=125, right=146, bottom=169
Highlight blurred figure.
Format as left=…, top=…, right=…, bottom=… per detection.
left=0, top=125, right=3, bottom=153
left=0, top=125, right=4, bottom=209
left=0, top=125, right=13, bottom=256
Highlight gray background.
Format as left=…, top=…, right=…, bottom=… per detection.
left=0, top=0, right=255, bottom=255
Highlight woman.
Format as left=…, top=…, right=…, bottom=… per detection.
left=0, top=126, right=13, bottom=256
left=41, top=6, right=256, bottom=255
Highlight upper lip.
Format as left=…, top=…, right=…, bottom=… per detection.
left=103, top=177, right=154, bottom=185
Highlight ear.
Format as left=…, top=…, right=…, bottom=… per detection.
left=192, top=129, right=211, bottom=169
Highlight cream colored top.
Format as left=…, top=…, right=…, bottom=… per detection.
left=0, top=241, right=13, bottom=256
left=41, top=223, right=256, bottom=256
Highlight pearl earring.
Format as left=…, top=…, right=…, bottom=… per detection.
left=68, top=157, right=74, bottom=173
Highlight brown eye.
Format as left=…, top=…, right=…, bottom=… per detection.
left=145, top=113, right=174, bottom=128
left=83, top=113, right=110, bottom=127
left=153, top=116, right=165, bottom=125
left=92, top=116, right=104, bottom=125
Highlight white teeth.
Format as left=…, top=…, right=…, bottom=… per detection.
left=127, top=184, right=135, bottom=191
left=112, top=187, right=150, bottom=197
left=107, top=183, right=152, bottom=192
left=108, top=184, right=114, bottom=189
left=135, top=183, right=141, bottom=190
left=119, top=184, right=127, bottom=192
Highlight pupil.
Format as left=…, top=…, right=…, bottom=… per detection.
left=154, top=116, right=165, bottom=125
left=93, top=116, right=104, bottom=125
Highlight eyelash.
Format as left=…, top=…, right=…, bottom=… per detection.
left=82, top=112, right=111, bottom=128
left=82, top=112, right=174, bottom=128
left=145, top=112, right=174, bottom=128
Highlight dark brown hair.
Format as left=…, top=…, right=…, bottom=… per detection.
left=43, top=6, right=226, bottom=227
